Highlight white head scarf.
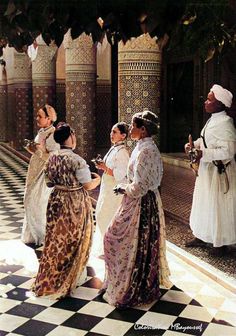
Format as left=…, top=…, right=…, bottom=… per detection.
left=210, top=84, right=233, bottom=108
left=44, top=104, right=57, bottom=122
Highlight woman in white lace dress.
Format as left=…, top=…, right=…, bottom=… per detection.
left=102, top=111, right=171, bottom=308
left=21, top=105, right=59, bottom=246
left=93, top=122, right=129, bottom=256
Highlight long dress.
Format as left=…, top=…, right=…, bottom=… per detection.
left=190, top=111, right=236, bottom=247
left=103, top=137, right=171, bottom=308
left=21, top=125, right=59, bottom=245
left=93, top=142, right=129, bottom=255
left=32, top=148, right=94, bottom=298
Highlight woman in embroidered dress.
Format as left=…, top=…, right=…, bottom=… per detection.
left=93, top=122, right=129, bottom=256
left=21, top=104, right=59, bottom=246
left=32, top=123, right=100, bottom=298
left=102, top=110, right=171, bottom=308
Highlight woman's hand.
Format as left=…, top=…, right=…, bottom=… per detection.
left=95, top=161, right=106, bottom=170
left=113, top=184, right=126, bottom=195
left=25, top=142, right=40, bottom=154
left=96, top=162, right=113, bottom=176
left=91, top=172, right=101, bottom=182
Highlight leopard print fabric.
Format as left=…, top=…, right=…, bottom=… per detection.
left=32, top=152, right=93, bottom=298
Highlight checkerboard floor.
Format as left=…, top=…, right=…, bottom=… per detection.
left=0, top=144, right=236, bottom=336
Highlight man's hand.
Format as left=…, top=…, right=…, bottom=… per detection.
left=195, top=149, right=203, bottom=162
left=184, top=143, right=191, bottom=154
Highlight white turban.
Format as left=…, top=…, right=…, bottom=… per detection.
left=210, top=84, right=233, bottom=108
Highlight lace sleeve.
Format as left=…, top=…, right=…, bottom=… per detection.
left=125, top=148, right=161, bottom=198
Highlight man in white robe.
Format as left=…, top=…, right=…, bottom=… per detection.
left=185, top=84, right=236, bottom=256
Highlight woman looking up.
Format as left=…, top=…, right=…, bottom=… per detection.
left=21, top=104, right=59, bottom=246
left=102, top=110, right=171, bottom=308
left=93, top=122, right=129, bottom=256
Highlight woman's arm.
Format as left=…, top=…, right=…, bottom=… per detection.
left=96, top=161, right=113, bottom=176
left=125, top=148, right=161, bottom=198
left=83, top=172, right=101, bottom=190
left=96, top=148, right=129, bottom=180
left=76, top=157, right=101, bottom=190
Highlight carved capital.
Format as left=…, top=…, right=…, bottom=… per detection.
left=119, top=33, right=159, bottom=52
left=64, top=31, right=94, bottom=50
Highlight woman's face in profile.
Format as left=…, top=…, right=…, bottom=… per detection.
left=36, top=109, right=51, bottom=128
left=129, top=120, right=142, bottom=140
left=110, top=126, right=125, bottom=144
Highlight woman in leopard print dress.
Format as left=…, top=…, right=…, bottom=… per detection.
left=32, top=123, right=100, bottom=299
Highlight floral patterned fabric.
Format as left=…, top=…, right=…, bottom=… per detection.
left=32, top=149, right=93, bottom=299
left=103, top=137, right=171, bottom=307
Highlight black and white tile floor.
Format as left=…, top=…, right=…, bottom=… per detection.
left=0, top=145, right=236, bottom=336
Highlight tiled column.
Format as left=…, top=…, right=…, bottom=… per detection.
left=4, top=47, right=16, bottom=144
left=0, top=65, right=7, bottom=141
left=118, top=33, right=161, bottom=144
left=56, top=44, right=66, bottom=122
left=96, top=37, right=112, bottom=152
left=64, top=32, right=96, bottom=160
left=13, top=52, right=33, bottom=149
left=32, top=36, right=57, bottom=132
left=4, top=47, right=33, bottom=149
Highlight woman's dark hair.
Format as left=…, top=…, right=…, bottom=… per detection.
left=113, top=122, right=129, bottom=138
left=54, top=122, right=74, bottom=145
left=133, top=110, right=158, bottom=136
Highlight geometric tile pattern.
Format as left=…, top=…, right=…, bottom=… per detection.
left=96, top=83, right=112, bottom=150
left=0, top=145, right=236, bottom=335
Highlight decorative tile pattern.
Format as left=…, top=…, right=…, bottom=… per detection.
left=118, top=34, right=161, bottom=143
left=32, top=43, right=57, bottom=133
left=14, top=86, right=33, bottom=150
left=65, top=33, right=96, bottom=160
left=96, top=82, right=112, bottom=149
left=56, top=81, right=66, bottom=122
left=0, top=79, right=8, bottom=141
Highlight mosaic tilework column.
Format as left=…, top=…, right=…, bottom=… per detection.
left=13, top=52, right=33, bottom=149
left=56, top=44, right=66, bottom=122
left=64, top=32, right=96, bottom=160
left=96, top=38, right=112, bottom=154
left=118, top=34, right=161, bottom=144
left=0, top=66, right=7, bottom=141
left=4, top=47, right=33, bottom=149
left=56, top=79, right=66, bottom=122
left=96, top=80, right=112, bottom=151
left=4, top=47, right=16, bottom=144
left=32, top=37, right=57, bottom=132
